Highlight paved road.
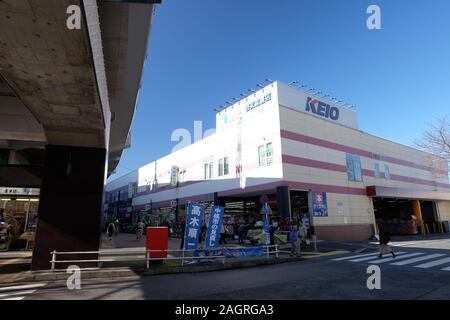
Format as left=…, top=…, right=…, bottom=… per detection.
left=2, top=245, right=449, bottom=300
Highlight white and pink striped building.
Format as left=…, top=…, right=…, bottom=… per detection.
left=106, top=81, right=450, bottom=241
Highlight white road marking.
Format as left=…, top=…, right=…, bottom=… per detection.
left=332, top=251, right=400, bottom=261
left=0, top=283, right=47, bottom=300
left=0, top=290, right=38, bottom=298
left=441, top=266, right=450, bottom=272
left=0, top=283, right=47, bottom=292
left=368, top=252, right=424, bottom=264
left=390, top=253, right=446, bottom=266
left=348, top=252, right=407, bottom=262
left=414, top=257, right=450, bottom=269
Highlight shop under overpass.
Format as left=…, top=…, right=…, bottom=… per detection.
left=0, top=0, right=160, bottom=269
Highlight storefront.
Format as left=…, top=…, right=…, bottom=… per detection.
left=0, top=187, right=40, bottom=251
left=373, top=197, right=439, bottom=235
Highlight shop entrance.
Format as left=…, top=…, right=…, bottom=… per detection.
left=0, top=197, right=39, bottom=251
left=372, top=197, right=438, bottom=235
left=290, top=190, right=310, bottom=223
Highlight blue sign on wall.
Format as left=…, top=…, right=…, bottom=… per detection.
left=205, top=205, right=225, bottom=249
left=312, top=192, right=328, bottom=217
left=184, top=202, right=205, bottom=250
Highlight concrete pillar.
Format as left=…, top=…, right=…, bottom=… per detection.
left=31, top=145, right=106, bottom=270
left=276, top=186, right=291, bottom=219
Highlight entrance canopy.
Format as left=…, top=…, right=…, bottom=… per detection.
left=367, top=186, right=450, bottom=201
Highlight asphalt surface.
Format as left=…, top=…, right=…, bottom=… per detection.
left=1, top=245, right=448, bottom=300
left=1, top=234, right=450, bottom=300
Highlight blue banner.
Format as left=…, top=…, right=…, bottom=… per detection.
left=184, top=202, right=205, bottom=250
left=194, top=246, right=264, bottom=258
left=312, top=192, right=328, bottom=217
left=205, top=205, right=224, bottom=249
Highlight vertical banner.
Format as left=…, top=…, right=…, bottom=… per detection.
left=312, top=192, right=328, bottom=217
left=261, top=203, right=271, bottom=245
left=184, top=202, right=205, bottom=250
left=205, top=205, right=224, bottom=249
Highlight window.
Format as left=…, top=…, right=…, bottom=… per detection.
left=258, top=143, right=274, bottom=167
left=218, top=157, right=229, bottom=176
left=224, top=157, right=229, bottom=175
left=374, top=163, right=380, bottom=178
left=346, top=153, right=363, bottom=182
left=204, top=162, right=213, bottom=180
left=266, top=143, right=273, bottom=166
left=258, top=145, right=266, bottom=167
left=384, top=164, right=391, bottom=179
left=218, top=158, right=224, bottom=176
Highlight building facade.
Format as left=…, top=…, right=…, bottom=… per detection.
left=105, top=81, right=450, bottom=241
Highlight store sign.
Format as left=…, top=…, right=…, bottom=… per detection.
left=246, top=93, right=272, bottom=112
left=205, top=205, right=224, bottom=249
left=0, top=187, right=39, bottom=196
left=312, top=192, right=328, bottom=217
left=170, top=166, right=178, bottom=186
left=305, top=97, right=340, bottom=121
left=184, top=202, right=205, bottom=250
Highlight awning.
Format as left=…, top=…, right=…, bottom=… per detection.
left=367, top=186, right=450, bottom=201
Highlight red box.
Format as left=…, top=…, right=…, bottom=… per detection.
left=146, top=227, right=168, bottom=258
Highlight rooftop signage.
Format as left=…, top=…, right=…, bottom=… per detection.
left=305, top=97, right=340, bottom=121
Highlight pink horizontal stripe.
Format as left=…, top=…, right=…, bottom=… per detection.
left=281, top=129, right=372, bottom=158
left=281, top=129, right=448, bottom=175
left=287, top=181, right=367, bottom=196
left=284, top=154, right=450, bottom=189
left=282, top=154, right=347, bottom=172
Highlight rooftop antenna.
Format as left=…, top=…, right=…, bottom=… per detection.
left=256, top=83, right=265, bottom=88
left=297, top=84, right=307, bottom=89
left=288, top=80, right=298, bottom=86
left=306, top=88, right=315, bottom=92
left=248, top=88, right=256, bottom=93
left=265, top=78, right=274, bottom=83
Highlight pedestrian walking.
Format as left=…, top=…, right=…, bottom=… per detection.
left=378, top=226, right=396, bottom=259
left=107, top=221, right=116, bottom=241
left=136, top=220, right=145, bottom=240
left=289, top=225, right=300, bottom=257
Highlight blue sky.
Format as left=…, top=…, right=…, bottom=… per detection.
left=109, top=0, right=450, bottom=180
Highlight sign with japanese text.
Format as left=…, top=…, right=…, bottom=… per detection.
left=183, top=202, right=205, bottom=250
left=205, top=205, right=224, bottom=249
left=312, top=192, right=328, bottom=217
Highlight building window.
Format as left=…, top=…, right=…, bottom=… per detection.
left=266, top=143, right=273, bottom=166
left=204, top=162, right=213, bottom=180
left=224, top=157, right=229, bottom=175
left=218, top=158, right=224, bottom=176
left=346, top=153, right=363, bottom=182
left=384, top=164, right=391, bottom=179
left=218, top=157, right=229, bottom=176
left=258, top=143, right=273, bottom=167
left=374, top=163, right=380, bottom=178
left=258, top=145, right=266, bottom=167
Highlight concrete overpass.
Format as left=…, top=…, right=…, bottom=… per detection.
left=0, top=0, right=160, bottom=269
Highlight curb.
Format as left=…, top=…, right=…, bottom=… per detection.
left=1, top=250, right=347, bottom=284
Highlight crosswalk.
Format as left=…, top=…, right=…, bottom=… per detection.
left=332, top=251, right=450, bottom=272
left=0, top=283, right=47, bottom=300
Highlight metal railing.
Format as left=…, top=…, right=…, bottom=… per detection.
left=49, top=245, right=280, bottom=272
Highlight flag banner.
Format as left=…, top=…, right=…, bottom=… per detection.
left=184, top=202, right=205, bottom=250
left=205, top=205, right=225, bottom=249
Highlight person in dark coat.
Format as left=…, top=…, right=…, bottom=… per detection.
left=269, top=219, right=275, bottom=251
left=378, top=226, right=396, bottom=259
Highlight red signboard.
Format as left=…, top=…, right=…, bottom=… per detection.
left=146, top=227, right=168, bottom=258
